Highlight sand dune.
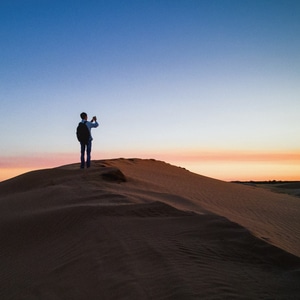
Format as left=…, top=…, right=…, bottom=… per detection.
left=0, top=158, right=299, bottom=299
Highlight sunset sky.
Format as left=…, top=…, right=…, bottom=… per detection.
left=1, top=0, right=300, bottom=182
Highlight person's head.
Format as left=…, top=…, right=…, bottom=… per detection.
left=80, top=112, right=87, bottom=120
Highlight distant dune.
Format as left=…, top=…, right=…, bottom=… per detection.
left=1, top=158, right=299, bottom=299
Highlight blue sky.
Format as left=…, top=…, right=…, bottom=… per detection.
left=1, top=0, right=300, bottom=181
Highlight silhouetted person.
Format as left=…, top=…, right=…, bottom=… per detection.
left=77, top=112, right=99, bottom=169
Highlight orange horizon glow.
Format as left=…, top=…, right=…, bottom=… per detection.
left=151, top=149, right=300, bottom=163
left=1, top=149, right=299, bottom=182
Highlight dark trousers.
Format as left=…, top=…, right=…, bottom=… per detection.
left=80, top=140, right=92, bottom=168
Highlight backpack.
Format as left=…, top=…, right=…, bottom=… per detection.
left=76, top=121, right=90, bottom=144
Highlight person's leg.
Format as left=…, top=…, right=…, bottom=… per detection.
left=80, top=142, right=86, bottom=168
left=86, top=140, right=92, bottom=168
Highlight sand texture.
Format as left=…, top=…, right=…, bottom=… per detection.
left=0, top=158, right=299, bottom=299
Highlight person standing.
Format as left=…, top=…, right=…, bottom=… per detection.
left=77, top=112, right=99, bottom=169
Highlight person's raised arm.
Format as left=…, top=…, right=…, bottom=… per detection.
left=91, top=116, right=99, bottom=127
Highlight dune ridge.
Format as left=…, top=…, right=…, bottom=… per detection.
left=1, top=158, right=300, bottom=299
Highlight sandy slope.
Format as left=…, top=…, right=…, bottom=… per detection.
left=0, top=158, right=299, bottom=299
left=103, top=159, right=300, bottom=257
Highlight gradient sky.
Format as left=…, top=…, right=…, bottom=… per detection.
left=1, top=0, right=300, bottom=182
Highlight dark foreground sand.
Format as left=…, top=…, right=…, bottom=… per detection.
left=0, top=159, right=299, bottom=299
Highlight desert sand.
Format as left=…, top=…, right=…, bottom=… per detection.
left=0, top=158, right=299, bottom=299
